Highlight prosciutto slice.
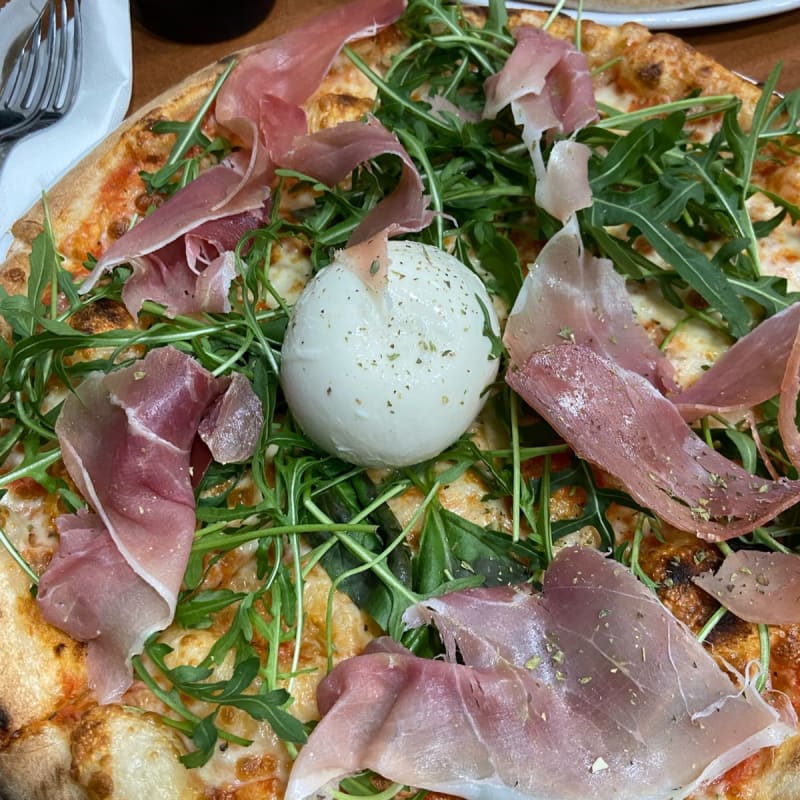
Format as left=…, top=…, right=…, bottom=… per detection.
left=80, top=0, right=405, bottom=311
left=37, top=347, right=263, bottom=702
left=103, top=211, right=261, bottom=319
left=673, top=302, right=800, bottom=471
left=483, top=27, right=597, bottom=140
left=80, top=162, right=268, bottom=295
left=483, top=26, right=596, bottom=223
left=504, top=220, right=677, bottom=392
left=674, top=302, right=800, bottom=420
left=285, top=547, right=795, bottom=800
left=534, top=140, right=593, bottom=224
left=280, top=116, right=433, bottom=247
left=693, top=549, right=800, bottom=625
left=507, top=344, right=800, bottom=541
left=198, top=372, right=265, bottom=463
left=215, top=0, right=406, bottom=155
left=37, top=511, right=176, bottom=702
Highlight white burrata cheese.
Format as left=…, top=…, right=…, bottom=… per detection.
left=280, top=240, right=500, bottom=468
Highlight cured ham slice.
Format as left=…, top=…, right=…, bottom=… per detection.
left=674, top=302, right=800, bottom=419
left=693, top=549, right=800, bottom=625
left=504, top=220, right=677, bottom=392
left=82, top=209, right=263, bottom=318
left=80, top=0, right=406, bottom=311
left=483, top=27, right=597, bottom=140
left=506, top=344, right=800, bottom=541
left=285, top=547, right=795, bottom=800
left=80, top=164, right=267, bottom=295
left=198, top=372, right=265, bottom=464
left=215, top=0, right=406, bottom=155
left=483, top=26, right=597, bottom=224
left=673, top=302, right=800, bottom=471
left=502, top=216, right=800, bottom=541
left=37, top=347, right=263, bottom=702
left=37, top=511, right=175, bottom=703
left=280, top=116, right=433, bottom=247
left=534, top=140, right=593, bottom=223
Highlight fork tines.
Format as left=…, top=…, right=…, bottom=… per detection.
left=0, top=1, right=83, bottom=143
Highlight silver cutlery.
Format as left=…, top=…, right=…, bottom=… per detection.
left=0, top=0, right=82, bottom=144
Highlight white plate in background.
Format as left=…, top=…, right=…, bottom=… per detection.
left=491, top=0, right=800, bottom=30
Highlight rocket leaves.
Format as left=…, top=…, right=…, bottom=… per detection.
left=583, top=88, right=800, bottom=338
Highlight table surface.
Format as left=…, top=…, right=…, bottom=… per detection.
left=130, top=1, right=800, bottom=114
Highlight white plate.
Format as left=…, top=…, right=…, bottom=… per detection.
left=0, top=0, right=131, bottom=261
left=493, top=0, right=800, bottom=30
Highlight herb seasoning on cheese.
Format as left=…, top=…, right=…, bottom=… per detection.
left=281, top=240, right=500, bottom=467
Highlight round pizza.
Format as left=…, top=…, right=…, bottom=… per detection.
left=1, top=1, right=800, bottom=799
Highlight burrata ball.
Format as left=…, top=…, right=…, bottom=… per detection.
left=280, top=240, right=500, bottom=468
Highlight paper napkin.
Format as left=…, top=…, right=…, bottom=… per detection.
left=0, top=0, right=132, bottom=260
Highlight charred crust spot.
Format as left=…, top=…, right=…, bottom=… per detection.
left=135, top=191, right=163, bottom=215
left=10, top=217, right=44, bottom=242
left=705, top=608, right=754, bottom=646
left=640, top=537, right=721, bottom=588
left=107, top=218, right=131, bottom=240
left=637, top=61, right=663, bottom=88
left=664, top=552, right=708, bottom=587
left=2, top=265, right=27, bottom=285
left=87, top=770, right=115, bottom=799
left=637, top=534, right=721, bottom=630
left=0, top=263, right=29, bottom=297
left=54, top=642, right=66, bottom=658
left=144, top=113, right=167, bottom=133
left=70, top=298, right=134, bottom=334
left=0, top=704, right=10, bottom=735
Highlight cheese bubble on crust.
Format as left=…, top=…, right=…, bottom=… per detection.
left=281, top=240, right=500, bottom=468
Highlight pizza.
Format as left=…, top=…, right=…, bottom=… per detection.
left=1, top=1, right=800, bottom=798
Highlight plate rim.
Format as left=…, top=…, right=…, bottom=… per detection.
left=498, top=0, right=800, bottom=30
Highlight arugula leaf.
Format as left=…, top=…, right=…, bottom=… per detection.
left=139, top=58, right=236, bottom=197
left=728, top=274, right=800, bottom=317
left=415, top=507, right=541, bottom=593
left=535, top=460, right=648, bottom=551
left=467, top=221, right=524, bottom=306
left=175, top=588, right=246, bottom=629
left=588, top=195, right=752, bottom=337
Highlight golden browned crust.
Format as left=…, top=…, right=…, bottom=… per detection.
left=0, top=555, right=87, bottom=746
left=0, top=720, right=86, bottom=800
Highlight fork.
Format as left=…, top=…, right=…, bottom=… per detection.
left=0, top=0, right=82, bottom=144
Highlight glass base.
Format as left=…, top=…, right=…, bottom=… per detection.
left=131, top=0, right=275, bottom=43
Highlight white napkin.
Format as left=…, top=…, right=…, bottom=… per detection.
left=0, top=0, right=132, bottom=260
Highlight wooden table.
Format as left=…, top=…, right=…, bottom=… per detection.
left=129, top=1, right=800, bottom=114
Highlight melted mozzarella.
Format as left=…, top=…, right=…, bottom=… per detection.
left=281, top=240, right=500, bottom=468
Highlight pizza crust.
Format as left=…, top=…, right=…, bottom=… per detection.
left=0, top=60, right=225, bottom=290
left=0, top=721, right=86, bottom=800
